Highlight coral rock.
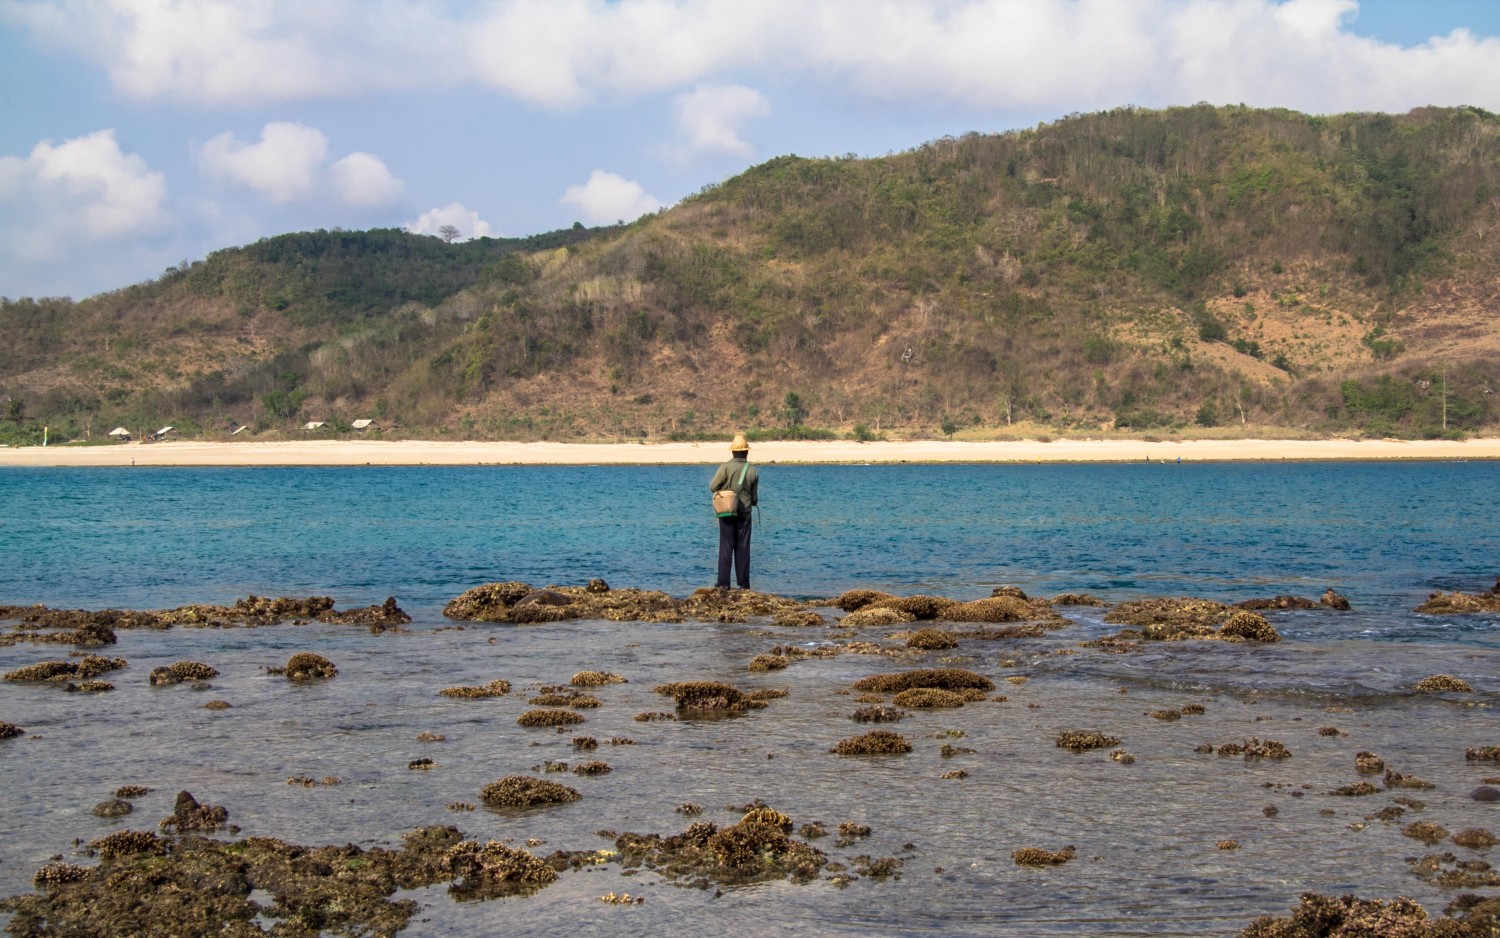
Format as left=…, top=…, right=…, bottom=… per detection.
left=479, top=775, right=581, bottom=808
left=831, top=730, right=912, bottom=755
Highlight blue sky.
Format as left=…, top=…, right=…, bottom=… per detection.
left=2, top=0, right=1499, bottom=301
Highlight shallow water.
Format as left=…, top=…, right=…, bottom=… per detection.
left=1, top=462, right=1498, bottom=935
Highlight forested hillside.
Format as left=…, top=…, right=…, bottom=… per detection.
left=4, top=104, right=1499, bottom=445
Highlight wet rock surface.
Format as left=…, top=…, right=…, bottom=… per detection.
left=4, top=655, right=126, bottom=683
left=831, top=730, right=912, bottom=755
left=1103, top=598, right=1281, bottom=644
left=479, top=776, right=581, bottom=808
left=148, top=660, right=218, bottom=686
left=1415, top=590, right=1500, bottom=614
left=1239, top=892, right=1500, bottom=937
left=277, top=653, right=337, bottom=681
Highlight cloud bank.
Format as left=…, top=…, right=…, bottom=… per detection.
left=7, top=0, right=1500, bottom=114
left=199, top=122, right=401, bottom=207
left=0, top=129, right=167, bottom=262
left=561, top=171, right=664, bottom=226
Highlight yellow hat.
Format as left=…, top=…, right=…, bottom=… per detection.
left=730, top=432, right=749, bottom=452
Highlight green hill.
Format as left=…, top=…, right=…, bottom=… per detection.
left=4, top=104, right=1499, bottom=445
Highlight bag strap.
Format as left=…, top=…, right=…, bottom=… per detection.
left=735, top=461, right=749, bottom=489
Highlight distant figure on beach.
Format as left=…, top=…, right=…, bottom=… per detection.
left=709, top=432, right=759, bottom=590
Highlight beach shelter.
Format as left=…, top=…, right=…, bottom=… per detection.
left=351, top=418, right=374, bottom=430
left=153, top=426, right=177, bottom=439
left=231, top=425, right=249, bottom=435
left=108, top=427, right=131, bottom=441
left=302, top=421, right=325, bottom=431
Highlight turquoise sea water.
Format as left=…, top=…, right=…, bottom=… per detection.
left=2, top=461, right=1498, bottom=936
left=1, top=461, right=1496, bottom=620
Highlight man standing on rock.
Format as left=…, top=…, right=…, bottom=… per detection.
left=709, top=433, right=759, bottom=590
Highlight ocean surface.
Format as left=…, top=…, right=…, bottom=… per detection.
left=1, top=462, right=1497, bottom=936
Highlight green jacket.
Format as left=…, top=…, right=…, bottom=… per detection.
left=709, top=456, right=759, bottom=518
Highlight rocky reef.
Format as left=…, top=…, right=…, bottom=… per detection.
left=1239, top=892, right=1500, bottom=937
left=443, top=582, right=806, bottom=625
left=4, top=655, right=126, bottom=683
left=1104, top=598, right=1280, bottom=643
left=274, top=652, right=337, bottom=681
left=439, top=679, right=511, bottom=698
left=1414, top=674, right=1475, bottom=693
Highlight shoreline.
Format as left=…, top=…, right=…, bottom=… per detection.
left=2, top=436, right=1500, bottom=467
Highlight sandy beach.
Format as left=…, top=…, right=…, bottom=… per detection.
left=2, top=436, right=1500, bottom=466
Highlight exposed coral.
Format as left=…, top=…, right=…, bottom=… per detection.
left=1468, top=747, right=1500, bottom=763
left=31, top=863, right=91, bottom=888
left=1051, top=593, right=1108, bottom=606
left=282, top=652, right=337, bottom=680
left=1409, top=852, right=1500, bottom=890
left=748, top=688, right=790, bottom=701
left=1110, top=749, right=1136, bottom=764
left=831, top=730, right=913, bottom=755
left=654, top=680, right=766, bottom=713
left=772, top=611, right=826, bottom=628
left=439, top=679, right=510, bottom=698
left=92, top=799, right=132, bottom=818
left=830, top=589, right=897, bottom=611
left=517, top=709, right=586, bottom=727
left=1414, top=674, right=1475, bottom=693
left=634, top=711, right=675, bottom=722
left=1404, top=821, right=1451, bottom=845
left=114, top=785, right=151, bottom=798
left=1385, top=769, right=1435, bottom=790
left=1148, top=709, right=1182, bottom=721
left=1321, top=589, right=1352, bottom=610
left=1105, top=598, right=1279, bottom=643
left=905, top=628, right=959, bottom=650
left=1355, top=751, right=1385, bottom=774
left=479, top=775, right=581, bottom=808
left=408, top=758, right=435, bottom=770
left=866, top=595, right=958, bottom=620
left=852, top=668, right=995, bottom=693
left=1057, top=731, right=1120, bottom=751
left=148, top=661, right=219, bottom=686
left=1237, top=891, right=1500, bottom=936
left=572, top=736, right=599, bottom=750
left=4, top=655, right=126, bottom=683
left=1181, top=704, right=1206, bottom=715
left=611, top=809, right=827, bottom=886
left=1236, top=595, right=1319, bottom=610
left=0, top=721, right=25, bottom=739
left=748, top=654, right=789, bottom=672
left=1330, top=782, right=1381, bottom=797
left=943, top=596, right=1066, bottom=625
left=65, top=680, right=114, bottom=692
left=1453, top=829, right=1499, bottom=849
left=570, top=671, right=626, bottom=686
left=1012, top=845, right=1076, bottom=867
left=891, top=688, right=966, bottom=709
left=852, top=706, right=905, bottom=723
left=89, top=830, right=164, bottom=859
left=841, top=606, right=916, bottom=628
left=445, top=839, right=557, bottom=900
left=571, top=760, right=612, bottom=776
left=1243, top=738, right=1292, bottom=760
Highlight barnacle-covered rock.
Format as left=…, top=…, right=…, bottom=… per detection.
left=444, top=840, right=557, bottom=899
left=772, top=610, right=826, bottom=628
left=852, top=706, right=904, bottom=723
left=748, top=654, right=789, bottom=672
left=0, top=721, right=25, bottom=739
left=868, top=595, right=959, bottom=620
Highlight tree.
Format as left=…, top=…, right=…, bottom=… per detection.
left=439, top=225, right=461, bottom=244
left=5, top=398, right=23, bottom=424
left=782, top=391, right=807, bottom=427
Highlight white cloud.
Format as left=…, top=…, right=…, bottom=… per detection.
left=8, top=0, right=1500, bottom=114
left=406, top=203, right=495, bottom=240
left=0, top=129, right=167, bottom=262
left=561, top=171, right=663, bottom=226
left=331, top=152, right=402, bottom=207
left=672, top=84, right=770, bottom=158
left=200, top=122, right=328, bottom=204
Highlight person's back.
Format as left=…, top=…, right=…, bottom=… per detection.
left=709, top=433, right=758, bottom=588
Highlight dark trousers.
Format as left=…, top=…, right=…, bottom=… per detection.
left=716, top=515, right=752, bottom=588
